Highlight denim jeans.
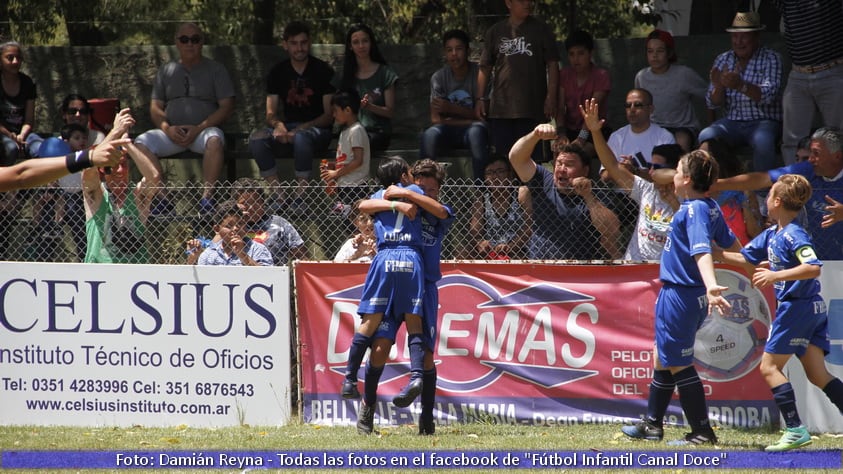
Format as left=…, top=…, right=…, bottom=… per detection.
left=248, top=123, right=332, bottom=180
left=781, top=64, right=843, bottom=164
left=0, top=133, right=42, bottom=165
left=698, top=118, right=782, bottom=172
left=420, top=122, right=489, bottom=181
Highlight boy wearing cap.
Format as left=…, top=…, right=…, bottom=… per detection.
left=699, top=11, right=783, bottom=173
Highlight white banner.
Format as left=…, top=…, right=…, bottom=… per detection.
left=786, top=261, right=843, bottom=433
left=0, top=262, right=291, bottom=427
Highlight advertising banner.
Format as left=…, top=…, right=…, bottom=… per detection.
left=0, top=262, right=291, bottom=427
left=296, top=262, right=777, bottom=429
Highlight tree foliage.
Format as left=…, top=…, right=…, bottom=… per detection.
left=2, top=0, right=655, bottom=46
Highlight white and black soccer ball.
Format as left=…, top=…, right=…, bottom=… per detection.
left=694, top=269, right=771, bottom=382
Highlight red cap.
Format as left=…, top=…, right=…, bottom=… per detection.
left=647, top=29, right=678, bottom=63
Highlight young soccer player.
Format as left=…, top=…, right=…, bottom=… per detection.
left=622, top=149, right=740, bottom=445
left=340, top=156, right=425, bottom=434
left=383, top=159, right=454, bottom=433
left=714, top=174, right=843, bottom=451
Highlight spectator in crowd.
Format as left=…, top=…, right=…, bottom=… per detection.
left=320, top=89, right=371, bottom=216
left=26, top=124, right=91, bottom=262
left=31, top=96, right=140, bottom=260
left=341, top=157, right=425, bottom=435
left=334, top=199, right=376, bottom=262
left=712, top=126, right=843, bottom=261
left=134, top=22, right=235, bottom=214
left=196, top=200, right=273, bottom=266
left=340, top=23, right=397, bottom=153
left=468, top=155, right=532, bottom=260
left=634, top=29, right=707, bottom=153
left=81, top=138, right=163, bottom=264
left=249, top=21, right=336, bottom=213
left=698, top=12, right=783, bottom=173
left=583, top=97, right=681, bottom=261
left=509, top=124, right=621, bottom=260
left=621, top=149, right=738, bottom=446
left=701, top=138, right=763, bottom=244
left=27, top=143, right=66, bottom=263
left=231, top=177, right=308, bottom=266
left=795, top=135, right=811, bottom=162
left=0, top=41, right=41, bottom=165
left=420, top=29, right=489, bottom=182
left=604, top=88, right=675, bottom=181
left=477, top=0, right=559, bottom=162
left=773, top=1, right=843, bottom=165
left=556, top=29, right=610, bottom=153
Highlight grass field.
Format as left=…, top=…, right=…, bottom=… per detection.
left=1, top=421, right=841, bottom=473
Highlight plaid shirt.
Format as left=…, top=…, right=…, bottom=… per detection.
left=197, top=239, right=273, bottom=266
left=706, top=45, right=783, bottom=121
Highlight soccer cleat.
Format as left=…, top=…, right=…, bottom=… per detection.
left=356, top=401, right=375, bottom=435
left=392, top=378, right=423, bottom=408
left=419, top=415, right=435, bottom=435
left=683, top=428, right=718, bottom=445
left=341, top=379, right=360, bottom=399
left=765, top=426, right=812, bottom=452
left=621, top=419, right=664, bottom=441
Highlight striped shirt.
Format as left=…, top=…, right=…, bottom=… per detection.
left=773, top=0, right=843, bottom=66
left=706, top=46, right=782, bottom=121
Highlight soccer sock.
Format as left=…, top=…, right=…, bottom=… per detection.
left=363, top=362, right=384, bottom=406
left=345, top=333, right=372, bottom=382
left=771, top=382, right=801, bottom=428
left=408, top=333, right=425, bottom=379
left=674, top=366, right=711, bottom=432
left=421, top=367, right=437, bottom=419
left=646, top=369, right=675, bottom=426
left=822, top=378, right=843, bottom=415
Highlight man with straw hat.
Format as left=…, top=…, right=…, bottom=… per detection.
left=698, top=11, right=783, bottom=173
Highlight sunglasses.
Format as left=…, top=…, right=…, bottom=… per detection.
left=624, top=101, right=650, bottom=109
left=66, top=107, right=90, bottom=115
left=649, top=163, right=666, bottom=170
left=177, top=35, right=203, bottom=45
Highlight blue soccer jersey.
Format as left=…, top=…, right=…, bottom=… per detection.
left=741, top=222, right=823, bottom=301
left=660, top=198, right=736, bottom=286
left=769, top=161, right=843, bottom=260
left=419, top=204, right=454, bottom=350
left=420, top=204, right=454, bottom=283
left=370, top=184, right=425, bottom=251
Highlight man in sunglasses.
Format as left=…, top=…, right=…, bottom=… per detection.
left=134, top=22, right=235, bottom=215
left=602, top=88, right=675, bottom=183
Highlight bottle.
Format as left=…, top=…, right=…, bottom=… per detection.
left=322, top=159, right=337, bottom=196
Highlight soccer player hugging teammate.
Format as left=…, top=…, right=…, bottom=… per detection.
left=385, top=159, right=454, bottom=434
left=714, top=174, right=843, bottom=451
left=340, top=156, right=425, bottom=434
left=623, top=149, right=741, bottom=445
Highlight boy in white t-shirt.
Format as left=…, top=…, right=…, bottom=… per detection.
left=321, top=89, right=371, bottom=216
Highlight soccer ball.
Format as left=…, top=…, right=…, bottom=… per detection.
left=694, top=269, right=771, bottom=382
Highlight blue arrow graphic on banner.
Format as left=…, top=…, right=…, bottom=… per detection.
left=481, top=361, right=598, bottom=388
left=438, top=274, right=593, bottom=308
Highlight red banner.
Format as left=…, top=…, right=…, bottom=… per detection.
left=296, top=262, right=777, bottom=429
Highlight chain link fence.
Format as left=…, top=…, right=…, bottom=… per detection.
left=0, top=176, right=656, bottom=265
